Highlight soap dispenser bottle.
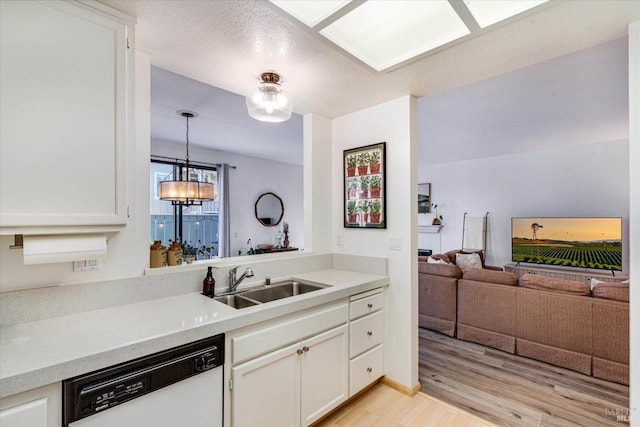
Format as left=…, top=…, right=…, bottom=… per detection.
left=203, top=266, right=216, bottom=297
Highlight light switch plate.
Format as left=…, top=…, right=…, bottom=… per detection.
left=389, top=235, right=402, bottom=251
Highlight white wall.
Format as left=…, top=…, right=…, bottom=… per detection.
left=151, top=140, right=304, bottom=257
left=331, top=96, right=418, bottom=391
left=420, top=139, right=630, bottom=272
left=0, top=52, right=152, bottom=292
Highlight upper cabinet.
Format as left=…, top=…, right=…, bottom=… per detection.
left=0, top=0, right=135, bottom=235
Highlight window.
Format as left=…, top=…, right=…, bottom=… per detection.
left=150, top=160, right=219, bottom=258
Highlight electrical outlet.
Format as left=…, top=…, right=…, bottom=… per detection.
left=74, top=259, right=101, bottom=272
left=336, top=234, right=343, bottom=246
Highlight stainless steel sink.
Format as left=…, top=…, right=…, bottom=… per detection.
left=241, top=281, right=327, bottom=303
left=211, top=280, right=328, bottom=309
left=213, top=294, right=259, bottom=309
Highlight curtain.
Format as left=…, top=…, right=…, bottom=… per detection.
left=218, top=164, right=231, bottom=257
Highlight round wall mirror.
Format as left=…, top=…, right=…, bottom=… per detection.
left=255, top=192, right=284, bottom=227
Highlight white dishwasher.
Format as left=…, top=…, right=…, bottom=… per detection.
left=63, top=334, right=224, bottom=427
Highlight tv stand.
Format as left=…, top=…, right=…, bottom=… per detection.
left=504, top=263, right=628, bottom=285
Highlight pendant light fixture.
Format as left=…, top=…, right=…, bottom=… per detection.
left=158, top=111, right=215, bottom=206
left=246, top=72, right=292, bottom=123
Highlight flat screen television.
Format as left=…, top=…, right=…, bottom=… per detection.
left=511, top=217, right=622, bottom=271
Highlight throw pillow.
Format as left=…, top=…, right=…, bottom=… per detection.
left=455, top=252, right=482, bottom=272
left=592, top=282, right=629, bottom=302
left=427, top=256, right=449, bottom=265
left=519, top=274, right=590, bottom=296
left=590, top=278, right=605, bottom=291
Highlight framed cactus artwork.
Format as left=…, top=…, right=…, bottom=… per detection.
left=343, top=142, right=386, bottom=229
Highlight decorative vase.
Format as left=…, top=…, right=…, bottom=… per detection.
left=150, top=240, right=167, bottom=268
left=167, top=241, right=183, bottom=266
left=183, top=254, right=195, bottom=264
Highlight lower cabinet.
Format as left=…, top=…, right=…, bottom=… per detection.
left=229, top=301, right=349, bottom=427
left=232, top=325, right=348, bottom=427
left=0, top=383, right=61, bottom=427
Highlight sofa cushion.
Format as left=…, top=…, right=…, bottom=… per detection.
left=455, top=253, right=483, bottom=271
left=592, top=282, right=629, bottom=302
left=418, top=262, right=462, bottom=278
left=462, top=269, right=518, bottom=286
left=431, top=253, right=452, bottom=263
left=447, top=249, right=485, bottom=267
left=519, top=274, right=590, bottom=296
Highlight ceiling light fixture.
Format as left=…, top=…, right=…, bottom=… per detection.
left=158, top=111, right=215, bottom=206
left=246, top=72, right=292, bottom=123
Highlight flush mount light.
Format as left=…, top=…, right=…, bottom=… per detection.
left=269, top=0, right=351, bottom=27
left=246, top=72, right=292, bottom=123
left=158, top=111, right=215, bottom=206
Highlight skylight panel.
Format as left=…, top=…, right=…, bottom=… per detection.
left=319, top=1, right=469, bottom=71
left=270, top=0, right=352, bottom=27
left=464, top=0, right=549, bottom=28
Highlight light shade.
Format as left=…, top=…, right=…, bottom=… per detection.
left=246, top=72, right=292, bottom=123
left=158, top=179, right=214, bottom=206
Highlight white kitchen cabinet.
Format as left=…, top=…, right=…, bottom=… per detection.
left=229, top=301, right=349, bottom=427
left=348, top=288, right=384, bottom=396
left=0, top=0, right=134, bottom=234
left=0, top=382, right=61, bottom=427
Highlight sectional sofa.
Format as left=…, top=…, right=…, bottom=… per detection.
left=418, top=251, right=630, bottom=385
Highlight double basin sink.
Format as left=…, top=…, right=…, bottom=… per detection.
left=213, top=280, right=328, bottom=309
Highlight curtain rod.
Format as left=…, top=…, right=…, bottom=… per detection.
left=151, top=155, right=236, bottom=169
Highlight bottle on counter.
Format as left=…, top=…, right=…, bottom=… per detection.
left=150, top=240, right=167, bottom=268
left=167, top=240, right=183, bottom=266
left=203, top=266, right=216, bottom=297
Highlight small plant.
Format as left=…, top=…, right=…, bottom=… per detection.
left=347, top=155, right=357, bottom=168
left=368, top=151, right=381, bottom=165
left=359, top=176, right=370, bottom=189
left=197, top=240, right=215, bottom=259
left=369, top=175, right=381, bottom=189
left=357, top=152, right=370, bottom=166
left=430, top=203, right=443, bottom=224
left=369, top=199, right=381, bottom=214
left=181, top=241, right=197, bottom=256
left=347, top=200, right=357, bottom=214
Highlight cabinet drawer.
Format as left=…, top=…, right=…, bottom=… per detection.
left=349, top=291, right=383, bottom=320
left=349, top=310, right=383, bottom=357
left=349, top=344, right=383, bottom=396
left=232, top=301, right=348, bottom=364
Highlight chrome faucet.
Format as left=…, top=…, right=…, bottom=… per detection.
left=229, top=266, right=254, bottom=293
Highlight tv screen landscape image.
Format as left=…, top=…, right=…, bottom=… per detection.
left=511, top=217, right=622, bottom=271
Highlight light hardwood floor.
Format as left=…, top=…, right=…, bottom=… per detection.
left=315, top=382, right=494, bottom=427
left=419, top=328, right=630, bottom=426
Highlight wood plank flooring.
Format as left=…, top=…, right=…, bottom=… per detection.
left=315, top=382, right=495, bottom=427
left=419, top=328, right=630, bottom=426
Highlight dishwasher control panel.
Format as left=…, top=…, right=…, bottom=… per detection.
left=63, top=334, right=224, bottom=426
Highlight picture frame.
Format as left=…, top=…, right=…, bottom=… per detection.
left=343, top=142, right=386, bottom=229
left=418, top=183, right=431, bottom=214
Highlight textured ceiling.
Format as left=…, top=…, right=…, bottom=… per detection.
left=98, top=0, right=640, bottom=165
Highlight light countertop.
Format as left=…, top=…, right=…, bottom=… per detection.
left=0, top=269, right=388, bottom=398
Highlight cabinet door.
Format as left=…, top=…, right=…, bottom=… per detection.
left=301, top=324, right=348, bottom=426
left=0, top=0, right=132, bottom=232
left=232, top=342, right=301, bottom=427
left=0, top=383, right=61, bottom=427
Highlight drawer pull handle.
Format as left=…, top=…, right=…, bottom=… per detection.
left=367, top=303, right=373, bottom=308
left=367, top=367, right=372, bottom=373
left=367, top=331, right=373, bottom=336
left=303, top=346, right=309, bottom=353
left=297, top=348, right=304, bottom=355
